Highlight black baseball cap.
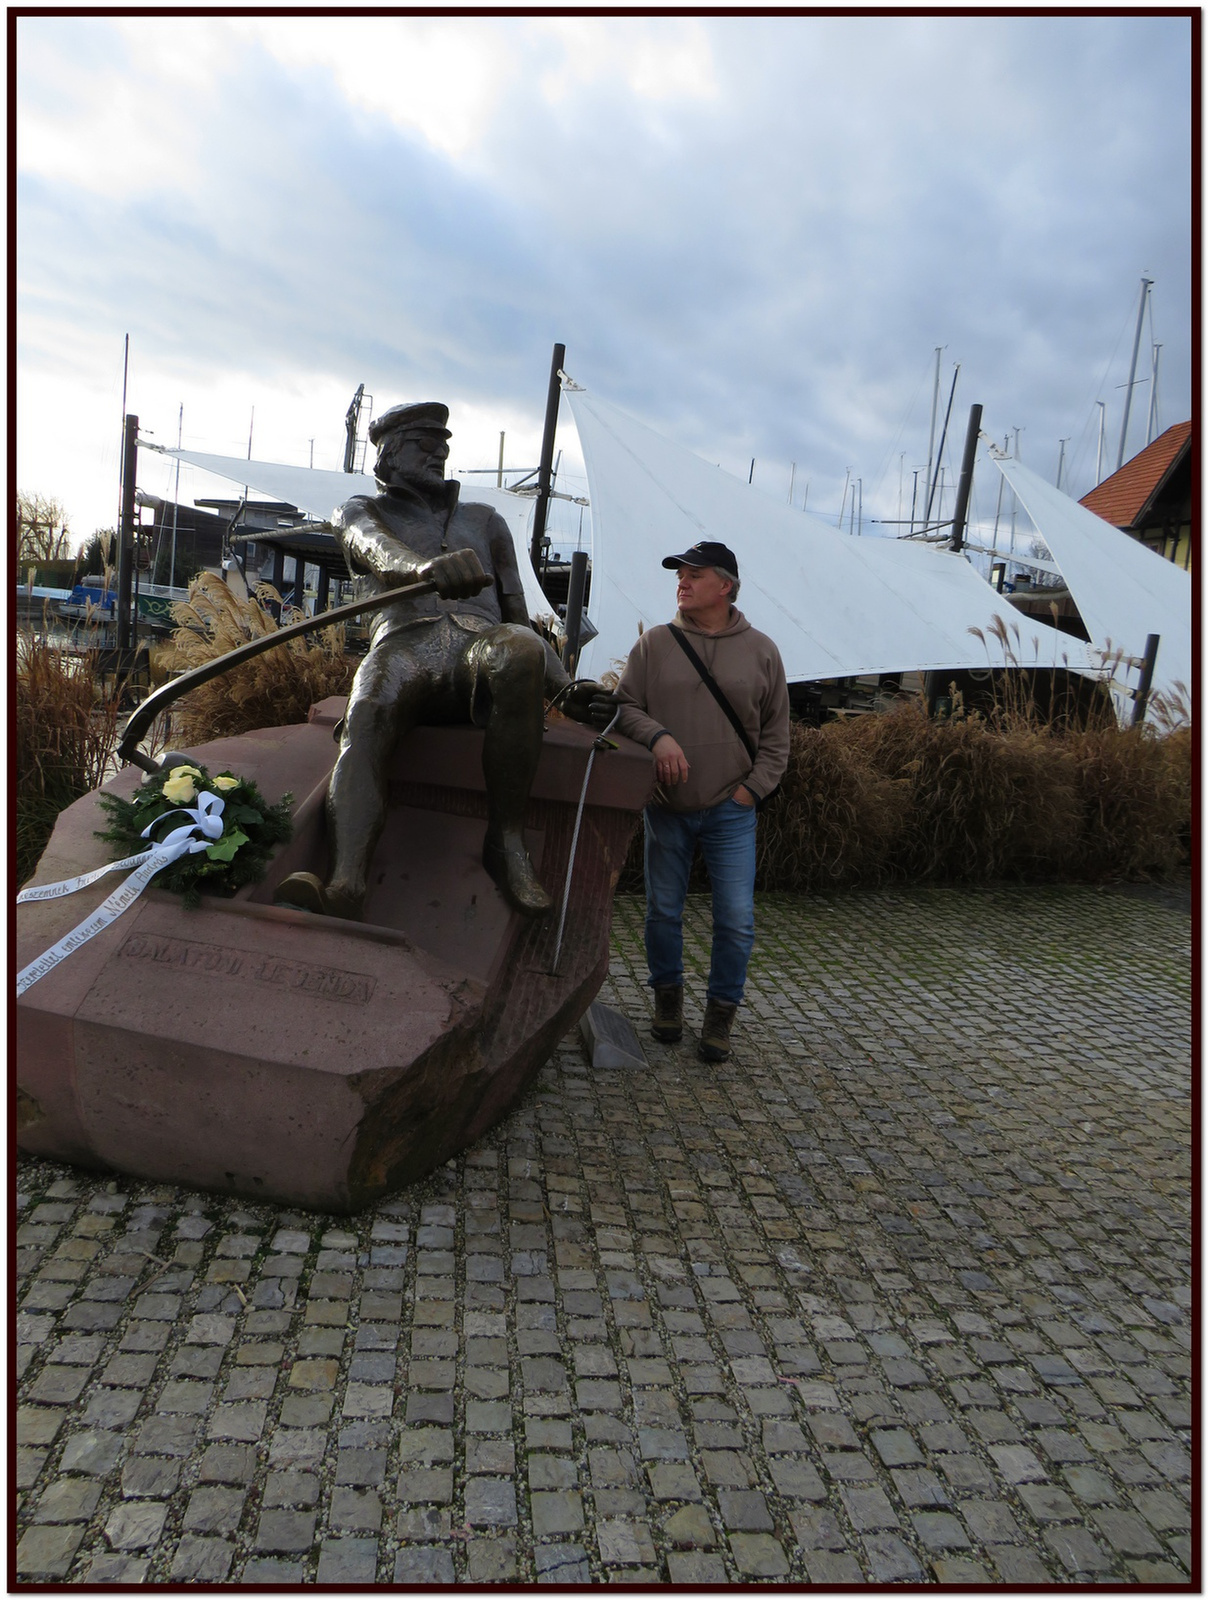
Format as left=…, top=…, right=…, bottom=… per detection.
left=661, top=541, right=740, bottom=578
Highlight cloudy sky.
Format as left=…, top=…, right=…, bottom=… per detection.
left=17, top=14, right=1192, bottom=555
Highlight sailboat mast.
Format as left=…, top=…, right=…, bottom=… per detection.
left=1117, top=276, right=1153, bottom=470
left=1095, top=402, right=1106, bottom=485
left=924, top=346, right=941, bottom=523
left=1147, top=344, right=1162, bottom=445
left=924, top=364, right=959, bottom=530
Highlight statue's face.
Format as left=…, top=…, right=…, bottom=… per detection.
left=377, top=428, right=450, bottom=489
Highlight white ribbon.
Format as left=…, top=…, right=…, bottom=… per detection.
left=17, top=791, right=226, bottom=997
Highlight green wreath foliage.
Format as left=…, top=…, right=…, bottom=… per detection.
left=96, top=762, right=293, bottom=910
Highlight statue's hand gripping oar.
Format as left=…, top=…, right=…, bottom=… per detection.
left=117, top=560, right=494, bottom=774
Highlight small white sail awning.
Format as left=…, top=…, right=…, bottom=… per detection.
left=990, top=453, right=1192, bottom=714
left=565, top=386, right=1100, bottom=684
left=142, top=444, right=556, bottom=626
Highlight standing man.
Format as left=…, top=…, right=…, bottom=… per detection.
left=610, top=542, right=790, bottom=1061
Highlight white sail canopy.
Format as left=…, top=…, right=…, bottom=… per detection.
left=990, top=453, right=1191, bottom=713
left=565, top=387, right=1099, bottom=683
left=143, top=444, right=556, bottom=626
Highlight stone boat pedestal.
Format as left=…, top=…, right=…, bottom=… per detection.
left=17, top=698, right=653, bottom=1212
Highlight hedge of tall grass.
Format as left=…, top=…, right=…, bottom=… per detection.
left=633, top=701, right=1191, bottom=893
left=16, top=631, right=123, bottom=886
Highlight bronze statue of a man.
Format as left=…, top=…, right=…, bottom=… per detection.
left=276, top=401, right=601, bottom=920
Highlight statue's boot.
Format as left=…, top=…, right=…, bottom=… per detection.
left=274, top=871, right=363, bottom=921
left=483, top=830, right=552, bottom=917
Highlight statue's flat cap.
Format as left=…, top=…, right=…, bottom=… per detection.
left=369, top=402, right=451, bottom=445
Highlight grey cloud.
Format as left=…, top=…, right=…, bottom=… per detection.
left=18, top=13, right=1190, bottom=526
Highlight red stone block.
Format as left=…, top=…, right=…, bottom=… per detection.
left=17, top=700, right=651, bottom=1211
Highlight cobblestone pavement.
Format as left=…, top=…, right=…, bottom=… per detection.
left=16, top=886, right=1193, bottom=1586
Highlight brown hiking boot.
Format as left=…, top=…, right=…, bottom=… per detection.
left=698, top=998, right=738, bottom=1062
left=651, top=986, right=683, bottom=1042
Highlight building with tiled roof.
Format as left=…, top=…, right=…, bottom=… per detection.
left=1079, top=421, right=1192, bottom=570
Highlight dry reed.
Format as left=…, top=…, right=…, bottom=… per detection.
left=620, top=698, right=1191, bottom=892
left=16, top=631, right=124, bottom=886
left=163, top=575, right=358, bottom=746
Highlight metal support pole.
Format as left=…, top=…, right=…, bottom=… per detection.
left=948, top=403, right=983, bottom=553
left=116, top=413, right=139, bottom=651
left=562, top=548, right=590, bottom=674
left=530, top=342, right=565, bottom=577
left=1131, top=633, right=1160, bottom=727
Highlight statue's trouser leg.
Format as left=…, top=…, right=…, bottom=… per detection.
left=459, top=627, right=551, bottom=914
left=326, top=643, right=424, bottom=918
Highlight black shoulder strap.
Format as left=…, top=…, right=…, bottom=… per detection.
left=666, top=624, right=757, bottom=765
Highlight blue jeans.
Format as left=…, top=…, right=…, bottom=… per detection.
left=644, top=799, right=758, bottom=1006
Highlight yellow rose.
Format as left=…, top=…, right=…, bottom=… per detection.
left=168, top=764, right=203, bottom=781
left=162, top=773, right=197, bottom=804
left=212, top=775, right=240, bottom=791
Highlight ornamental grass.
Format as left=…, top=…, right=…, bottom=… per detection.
left=16, top=630, right=123, bottom=887
left=162, top=574, right=358, bottom=745
left=620, top=699, right=1192, bottom=892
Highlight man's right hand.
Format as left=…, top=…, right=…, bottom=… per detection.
left=652, top=732, right=690, bottom=786
left=408, top=548, right=492, bottom=599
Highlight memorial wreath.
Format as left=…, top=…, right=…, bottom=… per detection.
left=96, top=762, right=293, bottom=909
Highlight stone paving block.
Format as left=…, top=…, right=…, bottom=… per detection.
left=932, top=1555, right=993, bottom=1582
left=1043, top=1524, right=1114, bottom=1574
left=531, top=1489, right=584, bottom=1536
left=59, top=1429, right=124, bottom=1476
left=396, top=1505, right=451, bottom=1541
left=32, top=1477, right=102, bottom=1523
left=317, top=1537, right=379, bottom=1583
left=597, top=1520, right=658, bottom=1566
left=254, top=1508, right=317, bottom=1553
left=16, top=1524, right=85, bottom=1577
left=392, top=1546, right=455, bottom=1584
left=959, top=1497, right=1024, bottom=1544
left=1091, top=1507, right=1165, bottom=1556
left=863, top=1531, right=924, bottom=1581
left=15, top=1449, right=48, bottom=1489
left=912, top=1511, right=971, bottom=1551
left=183, top=1484, right=245, bottom=1535
left=84, top=1553, right=150, bottom=1583
left=104, top=1499, right=168, bottom=1549
left=264, top=1470, right=319, bottom=1508
left=467, top=1535, right=517, bottom=1583
left=1017, top=1482, right=1079, bottom=1523
left=171, top=1535, right=236, bottom=1581
left=789, top=1506, right=847, bottom=1550
left=132, top=1415, right=199, bottom=1457
left=647, top=1462, right=703, bottom=1501
left=803, top=1548, right=865, bottom=1583
left=240, top=1558, right=306, bottom=1584
left=535, top=1543, right=591, bottom=1584
left=667, top=1550, right=728, bottom=1583
left=991, top=1544, right=1054, bottom=1582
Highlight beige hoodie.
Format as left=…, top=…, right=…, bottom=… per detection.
left=614, top=608, right=790, bottom=812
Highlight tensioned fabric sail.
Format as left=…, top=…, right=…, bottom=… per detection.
left=564, top=386, right=1100, bottom=684
left=142, top=444, right=556, bottom=626
left=989, top=453, right=1191, bottom=713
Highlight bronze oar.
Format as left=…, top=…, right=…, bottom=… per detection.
left=116, top=571, right=492, bottom=773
